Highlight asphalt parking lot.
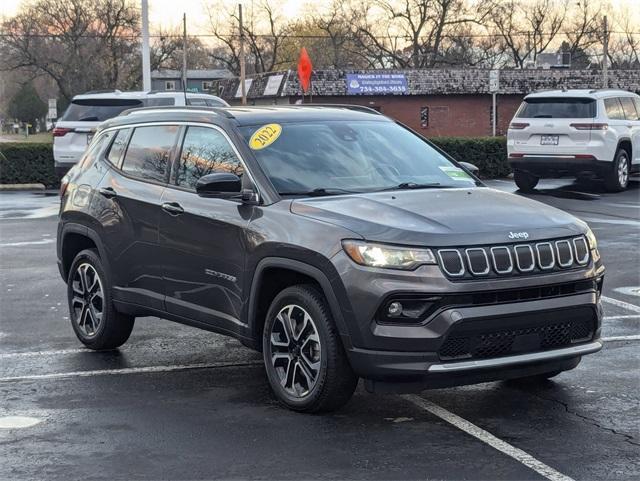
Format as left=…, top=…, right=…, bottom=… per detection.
left=0, top=178, right=638, bottom=481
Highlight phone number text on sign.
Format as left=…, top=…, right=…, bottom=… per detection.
left=346, top=74, right=408, bottom=95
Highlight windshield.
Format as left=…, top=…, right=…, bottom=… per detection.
left=61, top=98, right=143, bottom=122
left=240, top=120, right=476, bottom=195
left=516, top=98, right=596, bottom=119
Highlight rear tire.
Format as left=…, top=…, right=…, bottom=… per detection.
left=604, top=148, right=630, bottom=192
left=263, top=284, right=358, bottom=413
left=514, top=170, right=539, bottom=192
left=67, top=249, right=134, bottom=350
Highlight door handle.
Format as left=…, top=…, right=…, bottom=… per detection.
left=98, top=187, right=117, bottom=199
left=162, top=202, right=184, bottom=215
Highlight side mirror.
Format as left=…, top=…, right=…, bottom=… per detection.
left=196, top=173, right=242, bottom=198
left=458, top=161, right=480, bottom=176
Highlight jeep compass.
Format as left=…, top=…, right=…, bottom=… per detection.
left=57, top=105, right=604, bottom=412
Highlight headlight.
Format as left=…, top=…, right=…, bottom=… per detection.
left=585, top=228, right=600, bottom=262
left=342, top=240, right=436, bottom=270
left=585, top=228, right=598, bottom=250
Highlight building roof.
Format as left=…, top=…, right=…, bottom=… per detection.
left=217, top=69, right=640, bottom=100
left=151, top=69, right=233, bottom=80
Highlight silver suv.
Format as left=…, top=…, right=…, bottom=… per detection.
left=53, top=90, right=228, bottom=175
left=507, top=89, right=640, bottom=192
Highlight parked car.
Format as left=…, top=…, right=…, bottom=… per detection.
left=507, top=89, right=640, bottom=192
left=53, top=90, right=228, bottom=176
left=58, top=105, right=604, bottom=412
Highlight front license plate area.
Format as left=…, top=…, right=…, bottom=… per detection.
left=540, top=135, right=559, bottom=146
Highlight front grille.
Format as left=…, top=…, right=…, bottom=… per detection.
left=437, top=236, right=590, bottom=280
left=439, top=317, right=595, bottom=361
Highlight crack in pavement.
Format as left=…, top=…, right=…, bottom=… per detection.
left=526, top=390, right=639, bottom=447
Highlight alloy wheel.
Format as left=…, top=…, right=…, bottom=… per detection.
left=618, top=154, right=629, bottom=187
left=71, top=263, right=104, bottom=337
left=269, top=304, right=322, bottom=398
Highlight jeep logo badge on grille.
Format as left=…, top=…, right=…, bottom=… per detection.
left=508, top=231, right=529, bottom=240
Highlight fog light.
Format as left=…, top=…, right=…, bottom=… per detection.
left=387, top=301, right=403, bottom=317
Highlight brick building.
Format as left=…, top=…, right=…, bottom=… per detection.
left=217, top=69, right=640, bottom=137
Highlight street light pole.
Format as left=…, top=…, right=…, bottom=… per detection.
left=239, top=3, right=247, bottom=105
left=182, top=13, right=188, bottom=102
left=141, top=0, right=151, bottom=91
left=602, top=15, right=609, bottom=88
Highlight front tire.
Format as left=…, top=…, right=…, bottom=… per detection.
left=514, top=170, right=539, bottom=192
left=263, top=285, right=358, bottom=413
left=67, top=248, right=134, bottom=350
left=604, top=148, right=630, bottom=192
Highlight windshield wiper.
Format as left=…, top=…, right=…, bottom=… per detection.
left=278, top=187, right=360, bottom=197
left=377, top=182, right=446, bottom=192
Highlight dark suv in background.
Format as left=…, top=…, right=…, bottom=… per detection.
left=57, top=105, right=604, bottom=412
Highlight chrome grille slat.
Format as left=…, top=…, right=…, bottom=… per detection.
left=535, top=242, right=555, bottom=270
left=436, top=236, right=590, bottom=279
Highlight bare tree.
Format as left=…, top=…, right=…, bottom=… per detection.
left=0, top=0, right=141, bottom=100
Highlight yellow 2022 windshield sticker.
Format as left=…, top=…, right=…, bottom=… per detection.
left=249, top=123, right=282, bottom=150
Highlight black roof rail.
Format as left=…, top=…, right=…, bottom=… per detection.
left=291, top=103, right=383, bottom=115
left=117, top=105, right=235, bottom=119
left=83, top=89, right=122, bottom=95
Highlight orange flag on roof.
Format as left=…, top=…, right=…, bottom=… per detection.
left=297, top=47, right=313, bottom=94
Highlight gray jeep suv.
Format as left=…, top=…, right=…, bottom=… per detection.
left=57, top=105, right=604, bottom=412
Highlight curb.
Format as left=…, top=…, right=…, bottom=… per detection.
left=0, top=183, right=46, bottom=191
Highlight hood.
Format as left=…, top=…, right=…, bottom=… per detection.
left=290, top=187, right=587, bottom=247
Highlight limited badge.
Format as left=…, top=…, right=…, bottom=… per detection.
left=249, top=123, right=282, bottom=150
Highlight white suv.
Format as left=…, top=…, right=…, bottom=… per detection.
left=507, top=89, right=640, bottom=192
left=53, top=90, right=228, bottom=175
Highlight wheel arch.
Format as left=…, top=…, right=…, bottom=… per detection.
left=247, top=257, right=352, bottom=352
left=617, top=138, right=632, bottom=159
left=59, top=223, right=111, bottom=282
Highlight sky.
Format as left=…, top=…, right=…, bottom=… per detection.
left=2, top=0, right=639, bottom=33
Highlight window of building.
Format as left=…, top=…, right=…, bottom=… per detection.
left=202, top=81, right=215, bottom=91
left=619, top=97, right=640, bottom=121
left=604, top=98, right=625, bottom=120
left=121, top=125, right=179, bottom=183
left=165, top=80, right=176, bottom=91
left=420, top=106, right=429, bottom=128
left=176, top=126, right=244, bottom=191
left=106, top=128, right=131, bottom=167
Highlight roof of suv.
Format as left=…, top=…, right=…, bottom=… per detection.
left=72, top=90, right=224, bottom=101
left=525, top=89, right=639, bottom=100
left=99, top=105, right=390, bottom=130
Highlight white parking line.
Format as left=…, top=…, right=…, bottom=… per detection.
left=601, top=296, right=640, bottom=313
left=602, top=314, right=639, bottom=320
left=602, top=335, right=640, bottom=342
left=0, top=239, right=55, bottom=247
left=0, top=360, right=263, bottom=383
left=0, top=348, right=88, bottom=359
left=403, top=395, right=575, bottom=481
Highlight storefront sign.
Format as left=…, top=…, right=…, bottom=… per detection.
left=346, top=73, right=408, bottom=94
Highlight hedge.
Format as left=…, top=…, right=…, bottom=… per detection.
left=0, top=142, right=58, bottom=187
left=430, top=136, right=509, bottom=179
left=0, top=137, right=510, bottom=187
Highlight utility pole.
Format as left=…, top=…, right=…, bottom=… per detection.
left=182, top=13, right=188, bottom=102
left=239, top=3, right=247, bottom=105
left=141, top=0, right=151, bottom=91
left=603, top=15, right=609, bottom=88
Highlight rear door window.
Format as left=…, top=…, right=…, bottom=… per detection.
left=516, top=98, right=596, bottom=119
left=619, top=97, right=640, bottom=121
left=604, top=98, right=625, bottom=120
left=121, top=125, right=180, bottom=183
left=61, top=98, right=143, bottom=122
left=187, top=98, right=208, bottom=106
left=145, top=97, right=175, bottom=107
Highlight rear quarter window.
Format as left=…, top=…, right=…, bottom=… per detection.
left=604, top=98, right=625, bottom=120
left=61, top=98, right=143, bottom=122
left=516, top=98, right=596, bottom=119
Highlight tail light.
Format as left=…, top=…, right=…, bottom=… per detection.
left=570, top=123, right=608, bottom=130
left=60, top=174, right=70, bottom=197
left=509, top=122, right=530, bottom=130
left=53, top=127, right=72, bottom=137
